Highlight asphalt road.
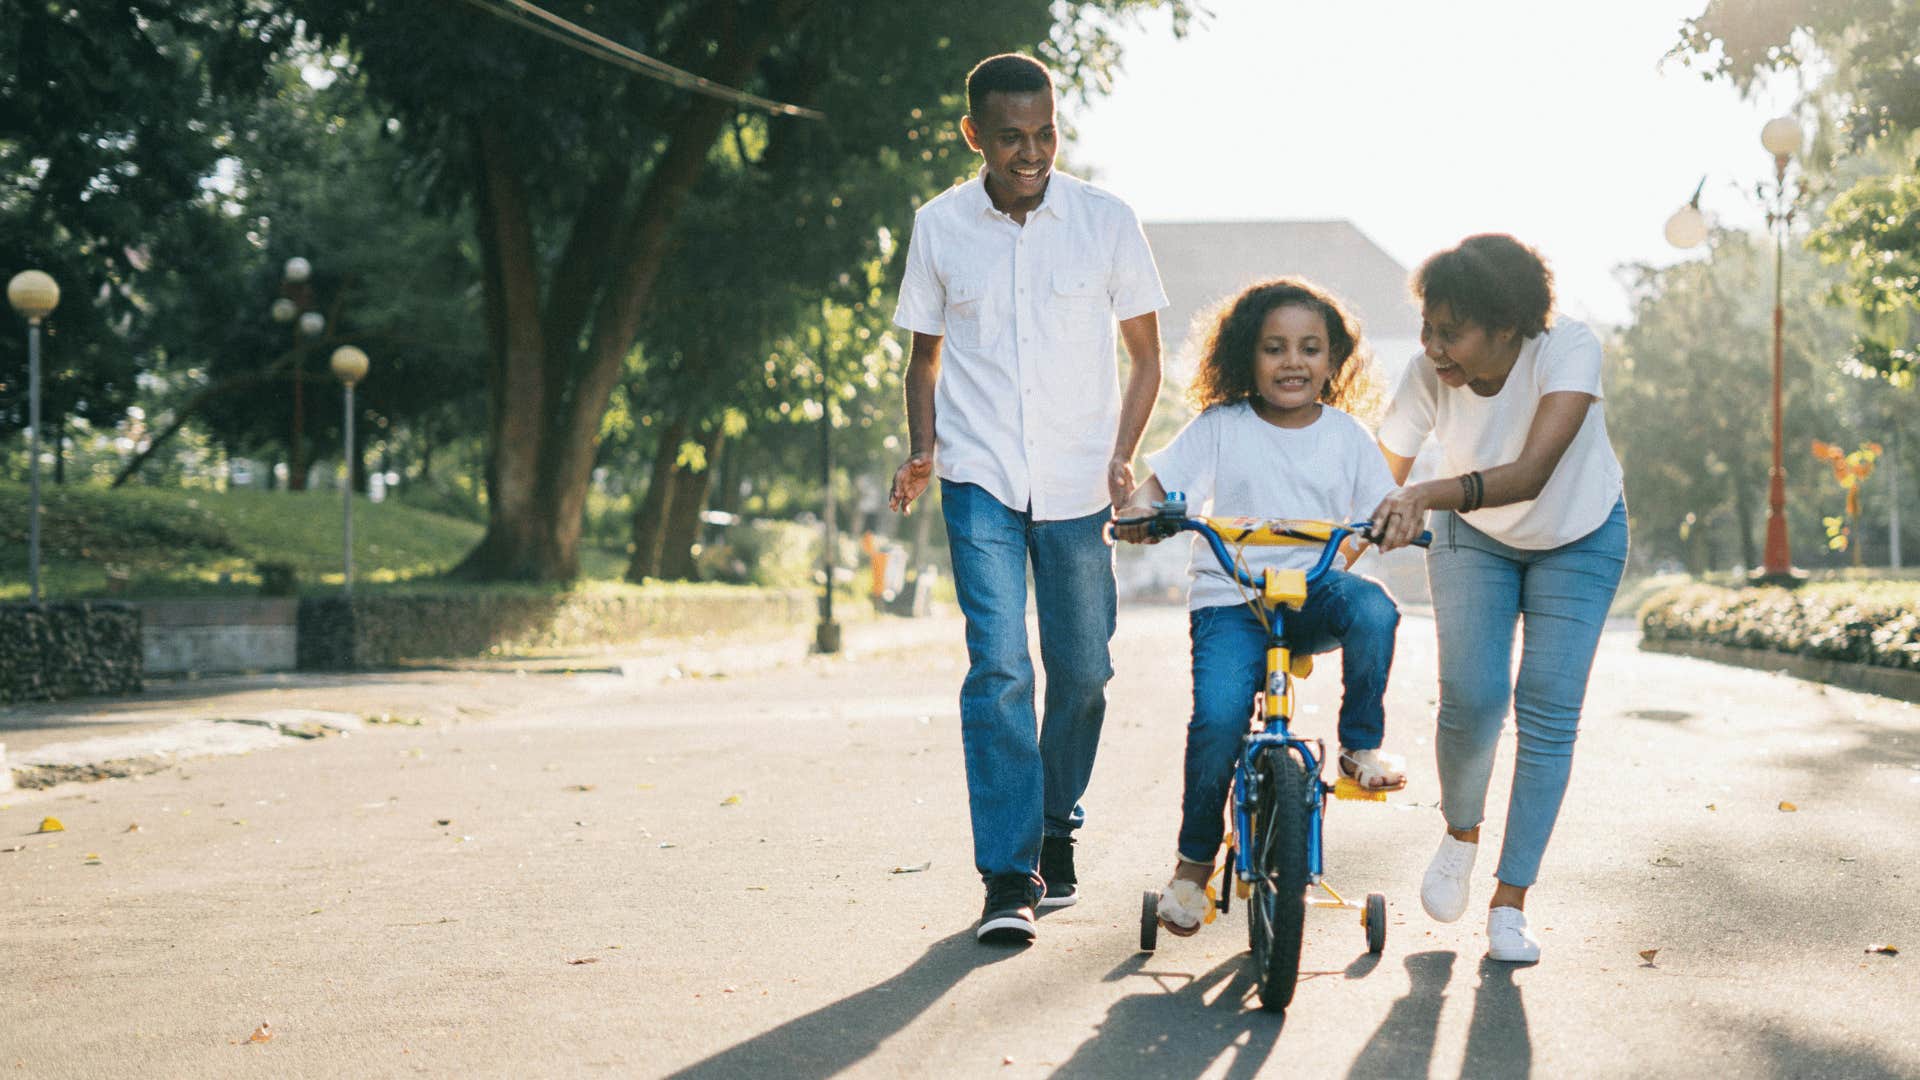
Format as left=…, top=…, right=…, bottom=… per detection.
left=3, top=606, right=1917, bottom=1078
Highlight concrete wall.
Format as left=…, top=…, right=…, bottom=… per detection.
left=136, top=599, right=299, bottom=675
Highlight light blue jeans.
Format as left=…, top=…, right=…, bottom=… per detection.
left=940, top=481, right=1116, bottom=886
left=1426, top=498, right=1627, bottom=888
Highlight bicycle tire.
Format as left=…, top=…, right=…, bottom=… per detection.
left=1247, top=744, right=1311, bottom=1012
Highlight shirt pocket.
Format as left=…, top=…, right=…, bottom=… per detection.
left=1047, top=267, right=1108, bottom=344
left=944, top=275, right=991, bottom=350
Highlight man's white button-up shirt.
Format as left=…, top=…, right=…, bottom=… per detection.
left=892, top=170, right=1168, bottom=521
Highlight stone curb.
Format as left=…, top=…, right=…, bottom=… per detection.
left=1639, top=637, right=1920, bottom=704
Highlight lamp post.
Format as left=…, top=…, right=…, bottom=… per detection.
left=329, top=345, right=369, bottom=596
left=8, top=270, right=60, bottom=603
left=1758, top=115, right=1804, bottom=582
left=273, top=257, right=323, bottom=492
left=1663, top=176, right=1709, bottom=251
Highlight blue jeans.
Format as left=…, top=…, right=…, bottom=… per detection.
left=1178, top=570, right=1401, bottom=863
left=1426, top=499, right=1627, bottom=888
left=940, top=481, right=1116, bottom=886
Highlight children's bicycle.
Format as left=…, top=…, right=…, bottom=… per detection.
left=1111, top=493, right=1430, bottom=1013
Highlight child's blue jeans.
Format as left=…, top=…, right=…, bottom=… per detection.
left=1426, top=499, right=1627, bottom=888
left=1177, top=569, right=1400, bottom=863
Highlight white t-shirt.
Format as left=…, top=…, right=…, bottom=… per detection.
left=892, top=170, right=1169, bottom=521
left=1376, top=318, right=1624, bottom=550
left=1146, top=403, right=1397, bottom=611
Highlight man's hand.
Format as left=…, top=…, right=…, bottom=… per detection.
left=1107, top=456, right=1136, bottom=510
left=890, top=452, right=935, bottom=513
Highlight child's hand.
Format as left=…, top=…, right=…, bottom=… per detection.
left=1110, top=505, right=1163, bottom=544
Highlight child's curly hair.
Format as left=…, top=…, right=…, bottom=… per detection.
left=1186, top=278, right=1375, bottom=417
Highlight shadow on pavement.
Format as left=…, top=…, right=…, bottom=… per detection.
left=1460, top=958, right=1530, bottom=1079
left=1051, top=955, right=1281, bottom=1079
left=664, top=929, right=1020, bottom=1079
left=1346, top=951, right=1455, bottom=1079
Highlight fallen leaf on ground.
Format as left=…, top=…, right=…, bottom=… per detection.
left=890, top=861, right=933, bottom=874
left=247, top=1023, right=273, bottom=1044
left=567, top=957, right=600, bottom=965
left=1778, top=801, right=1799, bottom=812
left=1650, top=856, right=1683, bottom=868
left=35, top=817, right=64, bottom=834
left=125, top=823, right=141, bottom=833
left=1867, top=945, right=1900, bottom=956
left=435, top=819, right=451, bottom=827
left=565, top=784, right=596, bottom=793
left=1, top=845, right=25, bottom=853
left=658, top=842, right=677, bottom=849
left=746, top=885, right=769, bottom=891
left=1704, top=804, right=1716, bottom=812
left=1639, top=949, right=1660, bottom=964
left=720, top=795, right=742, bottom=807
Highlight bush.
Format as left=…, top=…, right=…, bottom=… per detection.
left=695, top=519, right=821, bottom=588
left=1639, top=580, right=1920, bottom=671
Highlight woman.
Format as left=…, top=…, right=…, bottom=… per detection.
left=1368, top=234, right=1627, bottom=964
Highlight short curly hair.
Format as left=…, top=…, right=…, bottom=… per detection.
left=1187, top=278, right=1372, bottom=414
left=1412, top=234, right=1556, bottom=339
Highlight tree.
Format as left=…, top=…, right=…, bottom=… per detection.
left=296, top=0, right=1191, bottom=581
left=0, top=1, right=287, bottom=458
left=1609, top=230, right=1856, bottom=572
left=1677, top=1, right=1920, bottom=382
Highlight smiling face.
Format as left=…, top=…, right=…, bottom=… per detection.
left=1421, top=301, right=1520, bottom=394
left=1249, top=303, right=1333, bottom=426
left=960, top=89, right=1057, bottom=214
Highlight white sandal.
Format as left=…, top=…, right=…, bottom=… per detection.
left=1156, top=877, right=1213, bottom=936
left=1340, top=747, right=1407, bottom=792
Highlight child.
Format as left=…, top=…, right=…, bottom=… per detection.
left=1115, top=278, right=1404, bottom=936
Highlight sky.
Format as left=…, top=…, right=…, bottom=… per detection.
left=1067, top=0, right=1806, bottom=327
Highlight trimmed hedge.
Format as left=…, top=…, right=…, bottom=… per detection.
left=297, top=587, right=816, bottom=670
left=0, top=602, right=144, bottom=703
left=1639, top=582, right=1920, bottom=671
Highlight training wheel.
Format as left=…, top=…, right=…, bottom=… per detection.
left=1140, top=890, right=1160, bottom=952
left=1364, top=892, right=1387, bottom=955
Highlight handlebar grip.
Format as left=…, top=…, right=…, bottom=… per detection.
left=1414, top=529, right=1433, bottom=548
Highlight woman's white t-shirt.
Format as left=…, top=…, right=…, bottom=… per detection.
left=1376, top=318, right=1623, bottom=550
left=1146, top=402, right=1397, bottom=611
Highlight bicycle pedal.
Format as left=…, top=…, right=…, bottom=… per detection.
left=1332, top=776, right=1388, bottom=802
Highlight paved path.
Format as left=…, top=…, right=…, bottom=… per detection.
left=3, top=608, right=1917, bottom=1078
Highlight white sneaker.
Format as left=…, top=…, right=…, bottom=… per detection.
left=1420, top=834, right=1477, bottom=922
left=1487, top=905, right=1541, bottom=963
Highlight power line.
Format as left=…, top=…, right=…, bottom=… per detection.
left=455, top=0, right=825, bottom=121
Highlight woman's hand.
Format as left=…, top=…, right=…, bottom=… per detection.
left=1107, top=456, right=1136, bottom=511
left=1368, top=485, right=1432, bottom=552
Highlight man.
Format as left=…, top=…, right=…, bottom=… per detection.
left=889, top=53, right=1166, bottom=944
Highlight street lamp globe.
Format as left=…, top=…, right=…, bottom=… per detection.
left=330, top=344, right=369, bottom=385
left=1664, top=204, right=1709, bottom=249
left=270, top=297, right=299, bottom=323
left=1761, top=116, right=1803, bottom=160
left=283, top=256, right=312, bottom=284
left=7, top=270, right=61, bottom=322
left=297, top=311, right=327, bottom=337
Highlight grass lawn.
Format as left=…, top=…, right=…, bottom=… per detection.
left=0, top=481, right=630, bottom=600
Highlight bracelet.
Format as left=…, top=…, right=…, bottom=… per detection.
left=1457, top=471, right=1485, bottom=513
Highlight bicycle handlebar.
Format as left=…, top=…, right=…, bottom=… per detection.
left=1106, top=493, right=1432, bottom=593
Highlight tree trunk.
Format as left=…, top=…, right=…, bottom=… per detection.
left=658, top=427, right=724, bottom=581
left=451, top=8, right=799, bottom=583
left=626, top=418, right=687, bottom=582
left=1730, top=467, right=1759, bottom=571
left=52, top=414, right=65, bottom=485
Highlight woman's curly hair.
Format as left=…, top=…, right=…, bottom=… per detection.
left=1412, top=233, right=1555, bottom=339
left=1186, top=278, right=1374, bottom=416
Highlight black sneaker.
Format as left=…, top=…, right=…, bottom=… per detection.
left=1039, top=835, right=1078, bottom=908
left=977, top=875, right=1038, bottom=943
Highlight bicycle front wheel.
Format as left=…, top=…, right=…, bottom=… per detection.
left=1247, top=745, right=1311, bottom=1012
